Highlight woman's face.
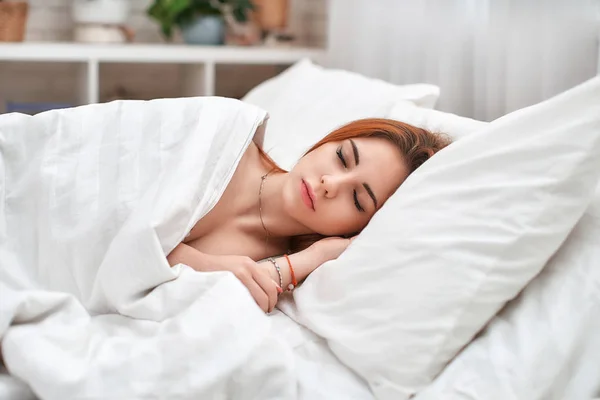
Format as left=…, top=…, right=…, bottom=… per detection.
left=283, top=137, right=409, bottom=236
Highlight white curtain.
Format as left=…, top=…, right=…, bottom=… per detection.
left=327, top=0, right=600, bottom=120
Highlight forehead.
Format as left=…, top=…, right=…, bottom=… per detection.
left=355, top=137, right=407, bottom=188
left=352, top=137, right=398, bottom=162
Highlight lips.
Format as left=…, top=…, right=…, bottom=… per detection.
left=301, top=179, right=315, bottom=211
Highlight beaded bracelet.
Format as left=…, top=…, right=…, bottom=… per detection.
left=267, top=257, right=283, bottom=290
left=283, top=254, right=297, bottom=292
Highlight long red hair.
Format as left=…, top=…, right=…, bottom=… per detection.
left=258, top=118, right=452, bottom=250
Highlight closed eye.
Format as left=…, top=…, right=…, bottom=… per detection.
left=336, top=146, right=347, bottom=168
left=337, top=145, right=364, bottom=212
left=353, top=190, right=365, bottom=212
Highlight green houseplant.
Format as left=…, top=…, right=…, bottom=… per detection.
left=148, top=0, right=254, bottom=44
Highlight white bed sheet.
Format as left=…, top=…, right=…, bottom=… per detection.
left=270, top=309, right=374, bottom=400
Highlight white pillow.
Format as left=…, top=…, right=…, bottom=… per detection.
left=242, top=59, right=440, bottom=170
left=414, top=186, right=600, bottom=400
left=287, top=77, right=600, bottom=399
left=389, top=101, right=488, bottom=141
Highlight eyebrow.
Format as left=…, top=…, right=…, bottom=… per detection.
left=349, top=139, right=378, bottom=209
left=363, top=183, right=378, bottom=209
left=350, top=139, right=359, bottom=165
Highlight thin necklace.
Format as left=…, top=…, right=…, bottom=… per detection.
left=258, top=170, right=272, bottom=251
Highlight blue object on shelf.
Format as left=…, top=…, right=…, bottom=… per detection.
left=181, top=15, right=225, bottom=45
left=5, top=101, right=73, bottom=115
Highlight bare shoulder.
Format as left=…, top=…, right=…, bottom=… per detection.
left=183, top=138, right=263, bottom=243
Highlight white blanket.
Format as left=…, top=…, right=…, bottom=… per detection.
left=0, top=98, right=300, bottom=399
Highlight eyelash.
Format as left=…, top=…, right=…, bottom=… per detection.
left=337, top=146, right=364, bottom=212
left=354, top=190, right=365, bottom=212
left=336, top=147, right=347, bottom=168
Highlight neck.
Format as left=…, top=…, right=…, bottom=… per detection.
left=258, top=170, right=312, bottom=239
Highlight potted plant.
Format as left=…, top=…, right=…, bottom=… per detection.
left=71, top=0, right=133, bottom=43
left=147, top=0, right=254, bottom=45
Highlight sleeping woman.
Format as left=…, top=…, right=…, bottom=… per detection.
left=0, top=102, right=450, bottom=399
left=168, top=118, right=450, bottom=313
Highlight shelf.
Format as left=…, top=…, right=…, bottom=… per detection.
left=0, top=42, right=327, bottom=64
left=0, top=43, right=327, bottom=108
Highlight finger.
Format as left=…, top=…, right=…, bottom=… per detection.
left=253, top=271, right=279, bottom=313
left=240, top=275, right=270, bottom=312
left=252, top=267, right=280, bottom=313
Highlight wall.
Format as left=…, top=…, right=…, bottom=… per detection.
left=0, top=0, right=328, bottom=111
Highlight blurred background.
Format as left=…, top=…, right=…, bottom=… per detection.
left=0, top=0, right=599, bottom=120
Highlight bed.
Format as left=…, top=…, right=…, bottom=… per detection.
left=1, top=53, right=600, bottom=400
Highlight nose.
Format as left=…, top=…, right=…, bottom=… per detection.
left=321, top=174, right=347, bottom=199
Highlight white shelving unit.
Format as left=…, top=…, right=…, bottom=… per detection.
left=0, top=43, right=327, bottom=105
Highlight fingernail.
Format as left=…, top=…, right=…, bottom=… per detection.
left=277, top=286, right=283, bottom=294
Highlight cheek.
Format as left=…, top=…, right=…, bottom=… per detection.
left=314, top=201, right=368, bottom=235
left=282, top=179, right=300, bottom=212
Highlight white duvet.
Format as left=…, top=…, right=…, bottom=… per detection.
left=0, top=98, right=300, bottom=399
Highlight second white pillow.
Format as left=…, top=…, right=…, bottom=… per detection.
left=242, top=59, right=440, bottom=170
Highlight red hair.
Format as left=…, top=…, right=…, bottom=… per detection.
left=258, top=118, right=451, bottom=174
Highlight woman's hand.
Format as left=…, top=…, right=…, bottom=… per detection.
left=202, top=254, right=283, bottom=313
left=167, top=237, right=355, bottom=313
left=167, top=244, right=282, bottom=313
